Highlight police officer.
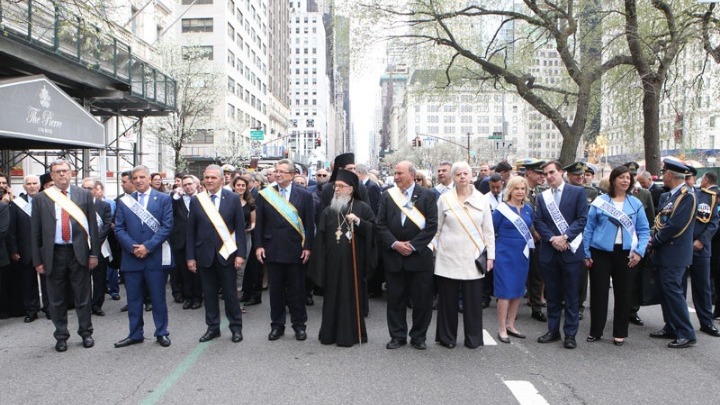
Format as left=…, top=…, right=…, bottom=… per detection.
left=649, top=158, right=697, bottom=348
left=522, top=159, right=547, bottom=322
left=683, top=167, right=720, bottom=336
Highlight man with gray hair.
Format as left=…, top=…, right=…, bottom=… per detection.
left=356, top=163, right=381, bottom=214
left=433, top=161, right=454, bottom=198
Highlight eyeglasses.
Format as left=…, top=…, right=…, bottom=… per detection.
left=414, top=178, right=423, bottom=182
left=333, top=184, right=351, bottom=190
left=276, top=169, right=292, bottom=175
left=316, top=174, right=328, bottom=177
left=82, top=186, right=94, bottom=190
left=52, top=169, right=70, bottom=174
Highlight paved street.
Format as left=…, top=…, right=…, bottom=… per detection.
left=1, top=286, right=718, bottom=405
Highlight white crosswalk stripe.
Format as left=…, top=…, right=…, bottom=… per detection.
left=504, top=380, right=550, bottom=405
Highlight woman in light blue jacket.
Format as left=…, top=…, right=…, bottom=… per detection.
left=583, top=165, right=651, bottom=346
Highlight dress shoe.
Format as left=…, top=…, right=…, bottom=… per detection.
left=586, top=336, right=602, bottom=342
left=497, top=333, right=510, bottom=344
left=578, top=307, right=584, bottom=320
left=295, top=329, right=307, bottom=341
left=268, top=328, right=285, bottom=341
left=199, top=330, right=221, bottom=342
left=481, top=301, right=490, bottom=309
left=239, top=294, right=250, bottom=303
left=82, top=336, right=95, bottom=348
left=437, top=340, right=456, bottom=349
left=55, top=340, right=67, bottom=352
left=92, top=308, right=105, bottom=316
left=410, top=340, right=427, bottom=350
left=629, top=314, right=644, bottom=326
left=24, top=313, right=38, bottom=323
left=700, top=325, right=720, bottom=337
left=368, top=291, right=382, bottom=298
left=43, top=310, right=51, bottom=320
left=386, top=338, right=407, bottom=349
left=714, top=308, right=720, bottom=320
left=120, top=305, right=128, bottom=312
left=173, top=295, right=184, bottom=304
left=531, top=311, right=547, bottom=322
left=157, top=336, right=171, bottom=347
left=231, top=331, right=243, bottom=343
left=668, top=338, right=696, bottom=349
left=537, top=332, right=561, bottom=343
left=114, top=337, right=143, bottom=348
left=144, top=303, right=152, bottom=312
left=111, top=293, right=120, bottom=301
left=613, top=339, right=624, bottom=346
left=564, top=336, right=577, bottom=349
left=649, top=329, right=676, bottom=339
left=244, top=297, right=262, bottom=306
left=191, top=301, right=202, bottom=309
left=506, top=329, right=526, bottom=339
left=183, top=301, right=192, bottom=310
left=305, top=296, right=314, bottom=306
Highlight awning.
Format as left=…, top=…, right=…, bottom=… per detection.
left=0, top=75, right=104, bottom=149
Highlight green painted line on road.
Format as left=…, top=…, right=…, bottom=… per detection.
left=141, top=321, right=228, bottom=405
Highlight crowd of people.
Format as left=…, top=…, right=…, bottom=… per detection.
left=0, top=152, right=719, bottom=352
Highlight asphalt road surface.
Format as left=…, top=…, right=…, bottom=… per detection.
left=1, top=286, right=718, bottom=405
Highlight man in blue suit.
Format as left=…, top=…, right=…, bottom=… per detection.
left=187, top=165, right=246, bottom=343
left=255, top=159, right=315, bottom=341
left=113, top=165, right=173, bottom=348
left=649, top=158, right=697, bottom=348
left=533, top=161, right=588, bottom=349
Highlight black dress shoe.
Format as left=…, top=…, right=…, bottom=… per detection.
left=437, top=340, right=456, bottom=349
left=239, top=295, right=250, bottom=303
left=700, top=325, right=720, bottom=337
left=44, top=311, right=51, bottom=320
left=191, top=301, right=202, bottom=309
left=92, top=309, right=105, bottom=316
left=24, top=313, right=38, bottom=323
left=629, top=314, right=644, bottom=326
left=199, top=330, right=221, bottom=342
left=386, top=338, right=407, bottom=349
left=564, top=336, right=577, bottom=349
left=173, top=295, right=184, bottom=304
left=111, top=294, right=120, bottom=301
left=506, top=329, right=526, bottom=339
left=244, top=297, right=262, bottom=306
left=410, top=340, right=427, bottom=350
left=578, top=309, right=584, bottom=321
left=586, top=336, right=602, bottom=342
left=120, top=305, right=128, bottom=312
left=183, top=301, right=192, bottom=310
left=649, top=329, right=676, bottom=339
left=144, top=303, right=152, bottom=312
left=531, top=311, right=547, bottom=322
left=295, top=329, right=307, bottom=341
left=537, top=332, right=561, bottom=343
left=82, top=336, right=95, bottom=348
left=497, top=333, right=510, bottom=344
left=114, top=337, right=143, bottom=348
left=613, top=339, right=624, bottom=346
left=668, top=338, right=696, bottom=348
left=232, top=331, right=243, bottom=343
left=55, top=340, right=67, bottom=352
left=268, top=328, right=284, bottom=341
left=157, top=336, right=171, bottom=347
left=305, top=296, right=314, bottom=306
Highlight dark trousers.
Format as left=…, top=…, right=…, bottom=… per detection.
left=106, top=266, right=119, bottom=296
left=267, top=262, right=306, bottom=330
left=242, top=247, right=263, bottom=300
left=628, top=258, right=645, bottom=316
left=657, top=265, right=696, bottom=340
left=40, top=273, right=49, bottom=311
left=481, top=270, right=494, bottom=305
left=385, top=269, right=433, bottom=343
left=589, top=247, right=632, bottom=339
left=541, top=257, right=582, bottom=338
left=683, top=256, right=714, bottom=327
left=177, top=249, right=202, bottom=303
left=124, top=268, right=169, bottom=340
left=526, top=248, right=544, bottom=312
left=199, top=256, right=243, bottom=333
left=91, top=257, right=108, bottom=310
left=169, top=259, right=183, bottom=299
left=711, top=234, right=720, bottom=308
left=46, top=245, right=92, bottom=340
left=435, top=276, right=484, bottom=348
left=579, top=265, right=589, bottom=309
left=19, top=262, right=40, bottom=315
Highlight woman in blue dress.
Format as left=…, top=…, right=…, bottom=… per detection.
left=493, top=176, right=534, bottom=343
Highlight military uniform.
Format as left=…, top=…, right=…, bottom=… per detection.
left=524, top=160, right=547, bottom=321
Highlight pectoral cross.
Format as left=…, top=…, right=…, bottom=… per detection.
left=335, top=227, right=343, bottom=244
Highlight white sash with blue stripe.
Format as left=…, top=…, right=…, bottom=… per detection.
left=496, top=202, right=535, bottom=258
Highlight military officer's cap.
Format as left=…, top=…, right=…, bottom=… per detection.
left=563, top=161, right=587, bottom=175
left=585, top=163, right=597, bottom=175
left=221, top=164, right=236, bottom=173
left=686, top=164, right=698, bottom=177
left=519, top=158, right=545, bottom=173
left=661, top=157, right=692, bottom=175
left=623, top=161, right=640, bottom=174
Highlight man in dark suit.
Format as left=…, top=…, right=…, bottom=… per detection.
left=637, top=170, right=664, bottom=215
left=113, top=165, right=173, bottom=348
left=7, top=175, right=41, bottom=322
left=187, top=165, right=246, bottom=343
left=0, top=194, right=8, bottom=317
left=173, top=175, right=202, bottom=309
left=376, top=160, right=438, bottom=350
left=357, top=164, right=381, bottom=214
left=30, top=160, right=99, bottom=352
left=81, top=178, right=112, bottom=317
left=533, top=161, right=587, bottom=349
left=648, top=158, right=697, bottom=348
left=255, top=159, right=315, bottom=341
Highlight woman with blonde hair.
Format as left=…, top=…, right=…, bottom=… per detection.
left=492, top=176, right=534, bottom=343
left=434, top=161, right=495, bottom=349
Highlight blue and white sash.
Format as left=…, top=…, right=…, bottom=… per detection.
left=12, top=197, right=31, bottom=217
left=95, top=212, right=112, bottom=259
left=591, top=197, right=639, bottom=253
left=496, top=202, right=535, bottom=258
left=541, top=189, right=583, bottom=253
left=120, top=194, right=171, bottom=265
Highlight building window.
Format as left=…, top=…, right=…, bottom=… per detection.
left=183, top=0, right=212, bottom=4
left=186, top=129, right=214, bottom=144
left=181, top=46, right=213, bottom=60
left=181, top=18, right=213, bottom=33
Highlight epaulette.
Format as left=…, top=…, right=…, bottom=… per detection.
left=701, top=187, right=717, bottom=196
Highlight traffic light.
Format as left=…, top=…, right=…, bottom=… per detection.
left=315, top=138, right=321, bottom=147
left=416, top=137, right=422, bottom=147
left=412, top=137, right=422, bottom=147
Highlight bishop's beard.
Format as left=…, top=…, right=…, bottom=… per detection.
left=329, top=193, right=352, bottom=213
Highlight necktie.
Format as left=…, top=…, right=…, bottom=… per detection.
left=401, top=190, right=410, bottom=226
left=554, top=188, right=561, bottom=205
left=139, top=192, right=145, bottom=207
left=211, top=193, right=217, bottom=209
left=495, top=194, right=500, bottom=203
left=61, top=190, right=70, bottom=242
left=281, top=188, right=287, bottom=200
